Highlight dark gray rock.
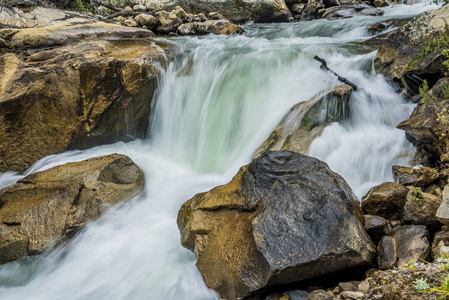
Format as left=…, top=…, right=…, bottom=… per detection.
left=377, top=235, right=397, bottom=270
left=392, top=225, right=430, bottom=267
left=321, top=4, right=383, bottom=20
left=178, top=151, right=376, bottom=299
left=364, top=215, right=390, bottom=245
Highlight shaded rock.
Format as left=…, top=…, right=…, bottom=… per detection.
left=0, top=154, right=144, bottom=264
left=323, top=0, right=341, bottom=7
left=321, top=4, right=383, bottom=20
left=155, top=9, right=183, bottom=34
left=432, top=229, right=449, bottom=258
left=392, top=225, right=430, bottom=267
left=374, top=5, right=449, bottom=82
left=437, top=186, right=449, bottom=226
left=402, top=187, right=442, bottom=230
left=300, top=0, right=325, bottom=21
left=304, top=290, right=334, bottom=300
left=177, top=20, right=244, bottom=35
left=253, top=85, right=352, bottom=159
left=392, top=165, right=439, bottom=187
left=339, top=282, right=358, bottom=292
left=135, top=13, right=157, bottom=29
left=0, top=37, right=169, bottom=173
left=291, top=3, right=305, bottom=13
left=133, top=4, right=147, bottom=12
left=208, top=12, right=225, bottom=20
left=124, top=19, right=139, bottom=27
left=425, top=184, right=443, bottom=198
left=364, top=215, right=390, bottom=245
left=377, top=235, right=397, bottom=270
left=373, top=0, right=390, bottom=7
left=198, top=12, right=208, bottom=21
left=338, top=291, right=364, bottom=300
left=361, top=182, right=408, bottom=220
left=178, top=151, right=376, bottom=299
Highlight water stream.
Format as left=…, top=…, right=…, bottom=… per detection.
left=0, top=2, right=440, bottom=299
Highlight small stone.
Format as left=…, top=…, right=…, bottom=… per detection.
left=377, top=235, right=397, bottom=270
left=133, top=4, right=147, bottom=12
left=291, top=3, right=305, bottom=12
left=358, top=281, right=369, bottom=294
left=362, top=182, right=408, bottom=220
left=135, top=14, right=157, bottom=29
left=305, top=290, right=334, bottom=300
left=432, top=230, right=449, bottom=258
left=437, top=186, right=449, bottom=226
left=392, top=165, right=439, bottom=187
left=198, top=12, right=208, bottom=22
left=373, top=0, right=390, bottom=7
left=338, top=282, right=358, bottom=292
left=209, top=12, right=225, bottom=20
left=339, top=291, right=364, bottom=300
left=116, top=16, right=126, bottom=23
left=124, top=19, right=138, bottom=27
left=124, top=6, right=133, bottom=11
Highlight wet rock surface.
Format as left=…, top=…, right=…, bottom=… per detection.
left=0, top=154, right=144, bottom=264
left=178, top=151, right=376, bottom=299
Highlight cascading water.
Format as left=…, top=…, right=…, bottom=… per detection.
left=0, top=2, right=440, bottom=299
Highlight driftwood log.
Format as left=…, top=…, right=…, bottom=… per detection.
left=314, top=55, right=358, bottom=90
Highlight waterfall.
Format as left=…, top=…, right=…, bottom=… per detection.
left=0, top=2, right=439, bottom=299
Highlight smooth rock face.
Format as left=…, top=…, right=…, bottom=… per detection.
left=361, top=182, right=408, bottom=220
left=0, top=154, right=144, bottom=264
left=253, top=85, right=352, bottom=159
left=178, top=151, right=376, bottom=299
left=377, top=236, right=397, bottom=270
left=392, top=165, right=439, bottom=187
left=392, top=225, right=430, bottom=267
left=0, top=6, right=68, bottom=28
left=374, top=5, right=449, bottom=81
left=402, top=187, right=442, bottom=230
left=322, top=4, right=383, bottom=20
left=136, top=0, right=291, bottom=23
left=0, top=37, right=168, bottom=173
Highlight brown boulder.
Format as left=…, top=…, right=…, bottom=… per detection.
left=178, top=151, right=375, bottom=299
left=402, top=187, right=442, bottom=230
left=0, top=34, right=169, bottom=173
left=392, top=165, right=439, bottom=187
left=177, top=20, right=244, bottom=35
left=364, top=215, right=390, bottom=245
left=0, top=154, right=144, bottom=264
left=361, top=182, right=408, bottom=220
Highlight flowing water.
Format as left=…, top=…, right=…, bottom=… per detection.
left=0, top=2, right=440, bottom=299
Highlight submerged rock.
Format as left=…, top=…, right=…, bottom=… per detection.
left=178, top=151, right=376, bottom=299
left=0, top=34, right=169, bottom=173
left=0, top=154, right=144, bottom=264
left=253, top=84, right=352, bottom=159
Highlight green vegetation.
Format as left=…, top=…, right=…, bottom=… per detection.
left=411, top=187, right=426, bottom=204
left=404, top=34, right=449, bottom=74
left=429, top=274, right=449, bottom=299
left=73, top=0, right=93, bottom=12
left=415, top=278, right=429, bottom=293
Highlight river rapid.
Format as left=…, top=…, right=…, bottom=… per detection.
left=0, top=2, right=440, bottom=299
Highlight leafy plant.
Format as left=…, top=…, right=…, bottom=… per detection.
left=429, top=274, right=449, bottom=299
left=411, top=188, right=426, bottom=204
left=72, top=0, right=93, bottom=12
left=415, top=278, right=430, bottom=293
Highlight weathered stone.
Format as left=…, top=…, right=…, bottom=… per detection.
left=392, top=165, right=439, bottom=187
left=0, top=37, right=169, bottom=173
left=198, top=12, right=207, bottom=21
left=155, top=10, right=183, bottom=34
left=138, top=0, right=291, bottom=23
left=437, top=186, right=449, bottom=226
left=321, top=4, right=383, bottom=20
left=177, top=19, right=244, bottom=35
left=361, top=182, right=408, bottom=220
left=253, top=85, right=352, bottom=159
left=304, top=290, right=334, bottom=300
left=0, top=6, right=69, bottom=28
left=133, top=4, right=147, bottom=12
left=323, top=0, right=341, bottom=8
left=432, top=230, right=449, bottom=259
left=0, top=154, right=144, bottom=264
left=402, top=187, right=442, bottom=230
left=392, top=225, right=430, bottom=267
left=291, top=3, right=305, bottom=13
left=425, top=184, right=443, bottom=198
left=208, top=12, right=225, bottom=20
left=338, top=291, right=364, bottom=300
left=339, top=282, right=358, bottom=292
left=364, top=215, right=390, bottom=245
left=178, top=151, right=376, bottom=299
left=373, top=0, right=390, bottom=7
left=377, top=235, right=397, bottom=270
left=124, top=19, right=139, bottom=27
left=374, top=5, right=449, bottom=82
left=135, top=13, right=157, bottom=29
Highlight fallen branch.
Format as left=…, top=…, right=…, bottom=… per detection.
left=314, top=55, right=358, bottom=91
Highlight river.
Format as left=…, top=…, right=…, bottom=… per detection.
left=0, top=2, right=439, bottom=299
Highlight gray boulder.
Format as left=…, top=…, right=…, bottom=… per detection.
left=392, top=225, right=430, bottom=267
left=178, top=151, right=376, bottom=299
left=377, top=235, right=397, bottom=270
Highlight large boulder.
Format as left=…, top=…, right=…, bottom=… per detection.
left=178, top=151, right=376, bottom=299
left=135, top=0, right=291, bottom=23
left=361, top=182, right=408, bottom=220
left=253, top=85, right=352, bottom=159
left=402, top=187, right=442, bottom=230
left=0, top=154, right=144, bottom=264
left=392, top=225, right=430, bottom=267
left=0, top=24, right=169, bottom=173
left=392, top=165, right=439, bottom=187
left=374, top=5, right=449, bottom=83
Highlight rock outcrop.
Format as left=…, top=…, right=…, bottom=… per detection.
left=374, top=5, right=449, bottom=83
left=178, top=151, right=376, bottom=299
left=253, top=85, right=352, bottom=159
left=0, top=154, right=144, bottom=264
left=0, top=20, right=169, bottom=173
